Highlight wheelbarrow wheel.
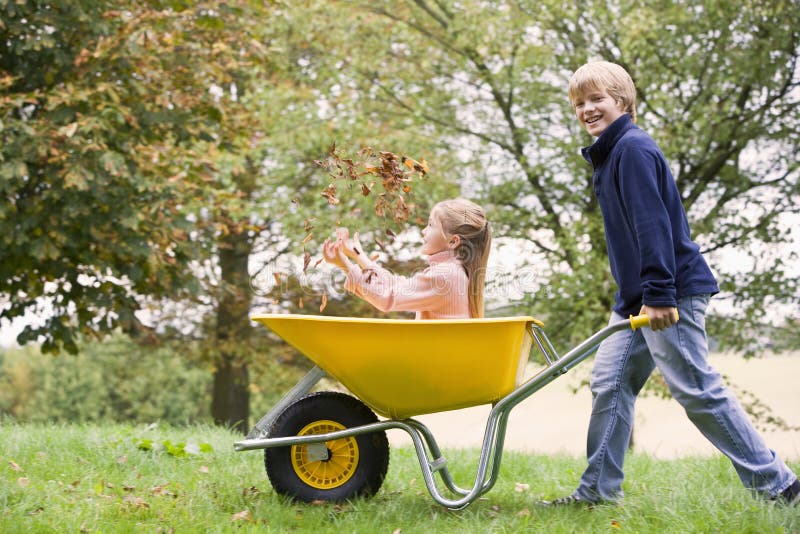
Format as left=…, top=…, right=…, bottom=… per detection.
left=265, top=391, right=390, bottom=502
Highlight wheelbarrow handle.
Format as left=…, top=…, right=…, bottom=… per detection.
left=629, top=314, right=650, bottom=330
left=628, top=311, right=679, bottom=330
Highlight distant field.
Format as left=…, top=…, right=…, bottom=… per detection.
left=388, top=352, right=800, bottom=460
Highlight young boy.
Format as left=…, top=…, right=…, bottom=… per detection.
left=541, top=60, right=799, bottom=506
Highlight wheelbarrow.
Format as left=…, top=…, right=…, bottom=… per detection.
left=234, top=313, right=652, bottom=510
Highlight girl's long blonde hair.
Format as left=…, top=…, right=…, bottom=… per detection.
left=432, top=198, right=492, bottom=318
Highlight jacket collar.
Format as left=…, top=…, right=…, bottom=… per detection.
left=581, top=114, right=636, bottom=167
left=427, top=250, right=456, bottom=265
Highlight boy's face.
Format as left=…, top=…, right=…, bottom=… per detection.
left=572, top=88, right=626, bottom=137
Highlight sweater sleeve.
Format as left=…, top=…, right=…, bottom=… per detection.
left=617, top=143, right=678, bottom=308
left=344, top=263, right=457, bottom=314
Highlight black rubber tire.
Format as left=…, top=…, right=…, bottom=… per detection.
left=264, top=391, right=390, bottom=502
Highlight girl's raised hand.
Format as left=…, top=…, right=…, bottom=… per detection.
left=340, top=231, right=363, bottom=260
left=322, top=238, right=347, bottom=269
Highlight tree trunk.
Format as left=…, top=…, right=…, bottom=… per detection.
left=211, top=225, right=254, bottom=433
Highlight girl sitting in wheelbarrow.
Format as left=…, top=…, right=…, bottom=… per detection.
left=322, top=198, right=491, bottom=319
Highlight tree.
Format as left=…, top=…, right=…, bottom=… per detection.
left=0, top=1, right=301, bottom=430
left=0, top=0, right=460, bottom=431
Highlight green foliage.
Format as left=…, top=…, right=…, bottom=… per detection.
left=0, top=336, right=211, bottom=424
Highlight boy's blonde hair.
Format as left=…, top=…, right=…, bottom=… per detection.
left=432, top=198, right=491, bottom=318
left=568, top=61, right=637, bottom=122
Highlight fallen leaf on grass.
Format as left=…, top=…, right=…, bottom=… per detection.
left=122, top=494, right=149, bottom=509
left=242, top=486, right=260, bottom=497
left=17, top=477, right=30, bottom=487
left=116, top=455, right=128, bottom=464
left=231, top=510, right=252, bottom=522
left=392, top=529, right=402, bottom=534
left=611, top=520, right=621, bottom=528
left=516, top=508, right=531, bottom=517
left=514, top=482, right=530, bottom=493
left=8, top=460, right=22, bottom=472
left=150, top=483, right=175, bottom=497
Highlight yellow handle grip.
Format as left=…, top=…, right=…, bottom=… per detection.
left=629, top=314, right=650, bottom=330
left=629, top=311, right=679, bottom=330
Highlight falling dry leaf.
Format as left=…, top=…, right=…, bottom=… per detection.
left=321, top=183, right=339, bottom=205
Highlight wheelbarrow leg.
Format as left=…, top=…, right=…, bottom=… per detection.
left=246, top=365, right=327, bottom=440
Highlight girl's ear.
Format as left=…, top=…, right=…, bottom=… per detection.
left=448, top=235, right=461, bottom=249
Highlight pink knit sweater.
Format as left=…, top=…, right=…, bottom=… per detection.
left=344, top=250, right=470, bottom=319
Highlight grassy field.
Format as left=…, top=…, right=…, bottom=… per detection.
left=1, top=422, right=798, bottom=533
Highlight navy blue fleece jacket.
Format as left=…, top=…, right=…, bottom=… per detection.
left=582, top=114, right=718, bottom=317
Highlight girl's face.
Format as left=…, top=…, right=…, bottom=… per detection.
left=573, top=88, right=625, bottom=137
left=420, top=211, right=450, bottom=256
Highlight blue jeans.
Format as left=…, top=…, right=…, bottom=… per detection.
left=574, top=295, right=797, bottom=502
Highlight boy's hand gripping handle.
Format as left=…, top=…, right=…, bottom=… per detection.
left=629, top=312, right=679, bottom=330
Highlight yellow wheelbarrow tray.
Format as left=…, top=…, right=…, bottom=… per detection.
left=235, top=313, right=652, bottom=510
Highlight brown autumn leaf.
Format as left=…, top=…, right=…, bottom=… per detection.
left=319, top=293, right=328, bottom=313
left=17, top=477, right=30, bottom=487
left=514, top=482, right=530, bottom=493
left=321, top=183, right=339, bottom=205
left=231, top=510, right=252, bottom=522
left=302, top=233, right=313, bottom=245
left=8, top=460, right=21, bottom=472
left=122, top=494, right=149, bottom=509
left=242, top=486, right=260, bottom=497
left=313, top=257, right=324, bottom=268
left=303, top=251, right=312, bottom=273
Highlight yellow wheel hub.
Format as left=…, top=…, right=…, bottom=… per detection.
left=291, top=420, right=359, bottom=489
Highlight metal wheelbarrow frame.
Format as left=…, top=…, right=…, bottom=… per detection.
left=234, top=313, right=651, bottom=510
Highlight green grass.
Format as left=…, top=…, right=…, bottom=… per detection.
left=1, top=422, right=798, bottom=533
